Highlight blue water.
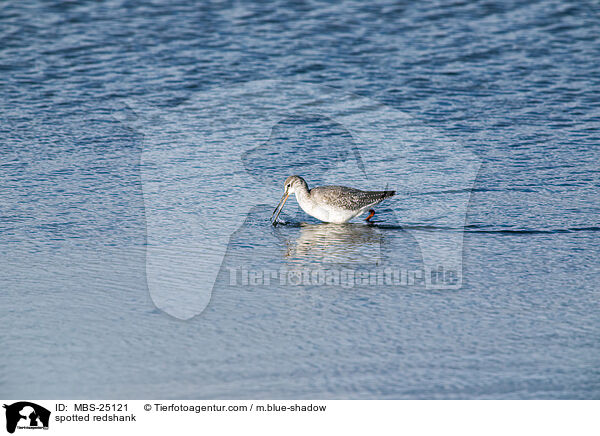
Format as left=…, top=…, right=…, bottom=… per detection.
left=1, top=0, right=599, bottom=398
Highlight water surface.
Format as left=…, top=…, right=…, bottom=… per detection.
left=1, top=0, right=599, bottom=398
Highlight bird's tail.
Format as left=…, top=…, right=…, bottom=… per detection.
left=380, top=182, right=395, bottom=200
left=381, top=190, right=395, bottom=199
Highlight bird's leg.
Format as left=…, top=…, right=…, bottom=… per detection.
left=365, top=209, right=375, bottom=222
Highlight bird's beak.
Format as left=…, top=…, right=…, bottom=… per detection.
left=271, top=189, right=290, bottom=225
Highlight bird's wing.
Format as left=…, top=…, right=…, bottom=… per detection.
left=311, top=185, right=395, bottom=211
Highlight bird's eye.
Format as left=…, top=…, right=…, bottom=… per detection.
left=287, top=184, right=290, bottom=188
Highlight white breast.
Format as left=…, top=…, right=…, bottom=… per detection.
left=295, top=193, right=365, bottom=224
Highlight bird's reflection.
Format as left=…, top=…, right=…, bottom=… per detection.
left=281, top=222, right=384, bottom=267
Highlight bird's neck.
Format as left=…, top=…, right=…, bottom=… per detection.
left=294, top=182, right=311, bottom=202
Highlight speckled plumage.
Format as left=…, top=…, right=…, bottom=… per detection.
left=272, top=175, right=395, bottom=224
left=310, top=185, right=395, bottom=210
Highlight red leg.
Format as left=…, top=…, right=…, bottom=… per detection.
left=365, top=209, right=375, bottom=222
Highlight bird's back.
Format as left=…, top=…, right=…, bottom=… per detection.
left=310, top=185, right=395, bottom=211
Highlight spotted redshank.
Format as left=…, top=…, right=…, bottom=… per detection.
left=271, top=175, right=395, bottom=225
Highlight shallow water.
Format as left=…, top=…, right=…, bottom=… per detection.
left=1, top=0, right=599, bottom=398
